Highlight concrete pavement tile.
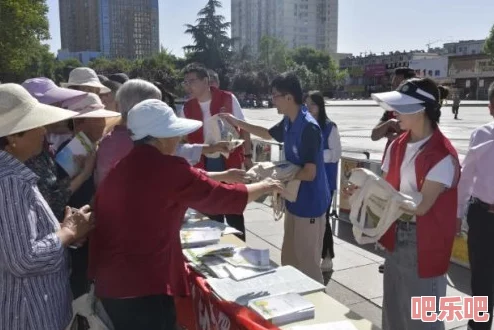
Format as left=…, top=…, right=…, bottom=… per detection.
left=445, top=319, right=468, bottom=330
left=243, top=208, right=273, bottom=223
left=347, top=301, right=383, bottom=329
left=262, top=234, right=284, bottom=249
left=246, top=218, right=284, bottom=236
left=332, top=244, right=376, bottom=271
left=332, top=236, right=345, bottom=245
left=325, top=280, right=368, bottom=306
left=370, top=297, right=383, bottom=308
left=449, top=325, right=469, bottom=330
left=338, top=242, right=385, bottom=263
left=331, top=264, right=383, bottom=300
left=447, top=263, right=471, bottom=296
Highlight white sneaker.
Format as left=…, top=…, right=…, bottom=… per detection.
left=321, top=257, right=333, bottom=272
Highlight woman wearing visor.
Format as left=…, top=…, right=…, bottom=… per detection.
left=364, top=78, right=459, bottom=330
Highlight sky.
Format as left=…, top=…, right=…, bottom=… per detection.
left=46, top=0, right=494, bottom=57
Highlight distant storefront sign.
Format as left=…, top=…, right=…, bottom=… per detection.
left=365, top=64, right=387, bottom=77
left=475, top=59, right=494, bottom=73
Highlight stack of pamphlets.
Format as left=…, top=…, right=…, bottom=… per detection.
left=180, top=228, right=222, bottom=248
left=248, top=293, right=315, bottom=325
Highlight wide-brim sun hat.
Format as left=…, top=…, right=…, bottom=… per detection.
left=371, top=80, right=437, bottom=114
left=0, top=84, right=78, bottom=138
left=128, top=99, right=202, bottom=141
left=22, top=77, right=87, bottom=105
left=61, top=67, right=111, bottom=94
left=66, top=93, right=121, bottom=118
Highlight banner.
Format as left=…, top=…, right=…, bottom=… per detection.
left=365, top=64, right=387, bottom=77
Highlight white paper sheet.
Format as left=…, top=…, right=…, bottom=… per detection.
left=207, top=266, right=325, bottom=306
left=290, top=320, right=358, bottom=330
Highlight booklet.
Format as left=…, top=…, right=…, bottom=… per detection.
left=248, top=292, right=315, bottom=326
left=219, top=247, right=271, bottom=270
left=207, top=266, right=325, bottom=306
left=182, top=219, right=242, bottom=236
left=55, top=132, right=93, bottom=178
left=180, top=228, right=222, bottom=248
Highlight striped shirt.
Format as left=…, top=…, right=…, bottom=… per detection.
left=0, top=151, right=72, bottom=330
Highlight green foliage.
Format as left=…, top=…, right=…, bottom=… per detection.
left=484, top=24, right=494, bottom=60
left=183, top=0, right=232, bottom=86
left=0, top=0, right=51, bottom=81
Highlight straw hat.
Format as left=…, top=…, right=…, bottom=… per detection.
left=66, top=93, right=121, bottom=118
left=61, top=67, right=111, bottom=94
left=0, top=84, right=78, bottom=138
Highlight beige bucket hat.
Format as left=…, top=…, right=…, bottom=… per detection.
left=61, top=67, right=111, bottom=94
left=0, top=84, right=78, bottom=138
left=67, top=93, right=121, bottom=118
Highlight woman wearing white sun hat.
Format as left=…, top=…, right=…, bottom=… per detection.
left=62, top=67, right=112, bottom=95
left=89, top=99, right=284, bottom=330
left=346, top=78, right=459, bottom=330
left=57, top=92, right=121, bottom=299
left=0, top=84, right=95, bottom=330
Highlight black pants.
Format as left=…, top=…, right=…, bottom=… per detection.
left=69, top=242, right=91, bottom=299
left=453, top=105, right=459, bottom=118
left=101, top=295, right=176, bottom=330
left=321, top=206, right=335, bottom=259
left=209, top=214, right=246, bottom=241
left=467, top=201, right=494, bottom=330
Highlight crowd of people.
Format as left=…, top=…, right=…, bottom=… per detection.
left=0, top=62, right=493, bottom=330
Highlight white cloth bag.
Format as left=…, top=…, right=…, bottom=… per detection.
left=246, top=161, right=301, bottom=220
left=347, top=168, right=421, bottom=245
left=203, top=114, right=243, bottom=159
left=65, top=286, right=114, bottom=330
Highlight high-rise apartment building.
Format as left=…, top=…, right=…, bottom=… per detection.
left=231, top=0, right=338, bottom=56
left=59, top=0, right=159, bottom=61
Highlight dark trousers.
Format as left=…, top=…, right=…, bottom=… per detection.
left=101, top=295, right=176, bottom=330
left=69, top=242, right=90, bottom=299
left=321, top=192, right=335, bottom=259
left=209, top=214, right=246, bottom=241
left=467, top=201, right=494, bottom=330
left=321, top=206, right=335, bottom=259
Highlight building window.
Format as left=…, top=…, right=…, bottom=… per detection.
left=428, top=70, right=433, bottom=76
left=434, top=70, right=440, bottom=76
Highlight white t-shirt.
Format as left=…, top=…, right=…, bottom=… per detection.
left=324, top=125, right=342, bottom=163
left=382, top=136, right=455, bottom=197
left=197, top=94, right=245, bottom=141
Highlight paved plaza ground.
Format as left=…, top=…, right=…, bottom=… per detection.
left=240, top=102, right=493, bottom=330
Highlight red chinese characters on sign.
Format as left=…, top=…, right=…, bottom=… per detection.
left=411, top=296, right=490, bottom=322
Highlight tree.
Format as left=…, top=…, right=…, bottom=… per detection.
left=183, top=0, right=232, bottom=87
left=0, top=0, right=50, bottom=81
left=258, top=36, right=290, bottom=73
left=484, top=24, right=494, bottom=60
left=290, top=47, right=332, bottom=72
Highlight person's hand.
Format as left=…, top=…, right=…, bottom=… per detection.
left=342, top=182, right=358, bottom=198
left=218, top=113, right=240, bottom=127
left=386, top=119, right=401, bottom=133
left=61, top=205, right=95, bottom=242
left=456, top=218, right=463, bottom=236
left=223, top=168, right=249, bottom=183
left=81, top=152, right=96, bottom=177
left=262, top=178, right=284, bottom=194
left=244, top=157, right=254, bottom=170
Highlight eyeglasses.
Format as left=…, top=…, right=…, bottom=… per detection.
left=182, top=78, right=199, bottom=86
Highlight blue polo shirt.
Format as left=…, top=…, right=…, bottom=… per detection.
left=268, top=107, right=330, bottom=217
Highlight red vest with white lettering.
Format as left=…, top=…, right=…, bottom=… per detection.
left=379, top=128, right=460, bottom=278
left=183, top=87, right=244, bottom=170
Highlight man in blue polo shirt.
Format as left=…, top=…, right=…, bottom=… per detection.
left=221, top=72, right=329, bottom=283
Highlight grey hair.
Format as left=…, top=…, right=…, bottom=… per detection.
left=116, top=79, right=162, bottom=119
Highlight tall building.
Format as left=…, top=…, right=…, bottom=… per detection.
left=231, top=0, right=338, bottom=56
left=59, top=0, right=159, bottom=61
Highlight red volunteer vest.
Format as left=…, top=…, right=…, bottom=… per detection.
left=183, top=87, right=244, bottom=170
left=379, top=128, right=460, bottom=278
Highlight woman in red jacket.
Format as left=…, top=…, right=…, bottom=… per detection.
left=89, top=99, right=283, bottom=330
left=361, top=78, right=459, bottom=330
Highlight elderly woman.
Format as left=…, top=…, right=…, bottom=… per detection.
left=89, top=99, right=283, bottom=330
left=22, top=77, right=94, bottom=221
left=0, top=84, right=95, bottom=330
